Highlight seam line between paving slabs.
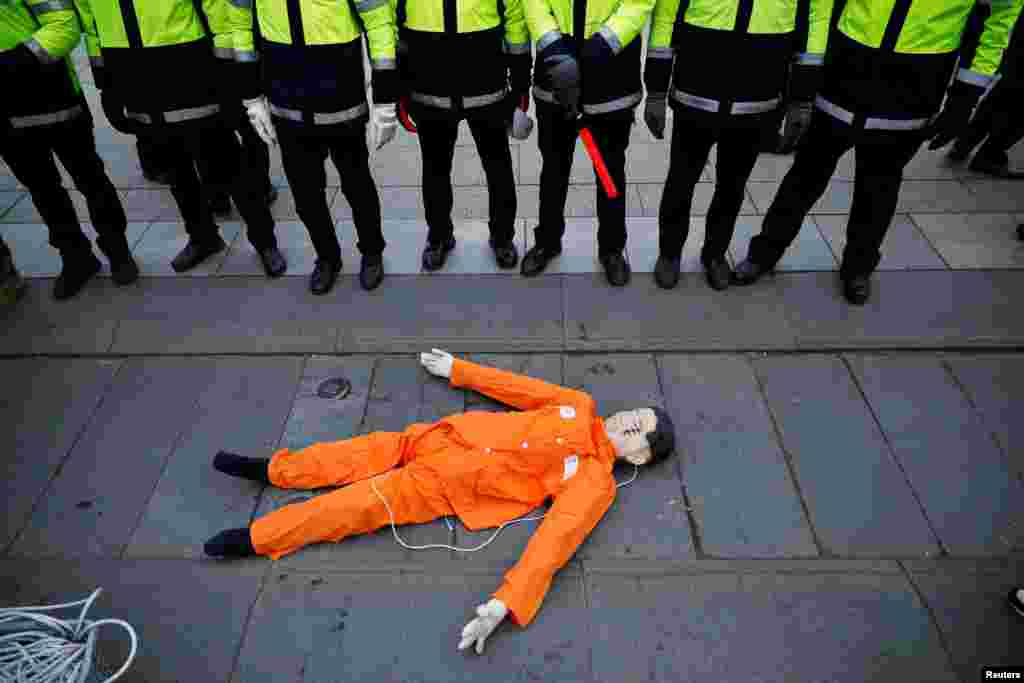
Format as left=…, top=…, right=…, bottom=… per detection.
left=653, top=354, right=705, bottom=558
left=746, top=352, right=827, bottom=557
left=938, top=357, right=1020, bottom=484
left=1, top=358, right=127, bottom=557
left=227, top=561, right=276, bottom=683
left=120, top=370, right=209, bottom=559
left=250, top=355, right=311, bottom=526
left=895, top=559, right=963, bottom=683
left=906, top=213, right=953, bottom=270
left=839, top=354, right=948, bottom=557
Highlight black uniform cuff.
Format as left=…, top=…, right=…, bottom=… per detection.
left=372, top=68, right=401, bottom=105
left=787, top=63, right=822, bottom=103
left=643, top=56, right=672, bottom=97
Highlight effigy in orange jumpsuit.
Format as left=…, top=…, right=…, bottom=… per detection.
left=249, top=358, right=618, bottom=627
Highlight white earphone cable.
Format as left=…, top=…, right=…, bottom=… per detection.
left=371, top=463, right=639, bottom=553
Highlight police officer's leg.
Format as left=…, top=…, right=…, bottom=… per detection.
left=466, top=108, right=517, bottom=253
left=841, top=132, right=922, bottom=281
left=534, top=104, right=576, bottom=251
left=234, top=102, right=275, bottom=200
left=658, top=119, right=714, bottom=264
left=327, top=121, right=386, bottom=289
left=193, top=121, right=281, bottom=264
left=591, top=115, right=631, bottom=263
left=702, top=126, right=762, bottom=268
left=49, top=109, right=136, bottom=281
left=743, top=115, right=851, bottom=272
left=162, top=127, right=226, bottom=272
left=1, top=128, right=100, bottom=299
left=416, top=114, right=460, bottom=269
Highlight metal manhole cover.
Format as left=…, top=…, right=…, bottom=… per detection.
left=316, top=377, right=351, bottom=400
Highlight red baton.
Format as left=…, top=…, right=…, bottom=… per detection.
left=579, top=127, right=619, bottom=199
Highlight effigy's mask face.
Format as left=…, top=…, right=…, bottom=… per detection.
left=603, top=408, right=658, bottom=465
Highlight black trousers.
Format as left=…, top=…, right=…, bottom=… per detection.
left=748, top=113, right=923, bottom=279
left=1, top=109, right=128, bottom=258
left=959, top=77, right=1024, bottom=162
left=277, top=122, right=385, bottom=264
left=162, top=119, right=277, bottom=250
left=535, top=108, right=632, bottom=254
left=416, top=110, right=516, bottom=246
left=659, top=120, right=763, bottom=264
left=198, top=102, right=273, bottom=202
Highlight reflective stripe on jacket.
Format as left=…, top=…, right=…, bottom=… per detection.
left=1, top=0, right=84, bottom=126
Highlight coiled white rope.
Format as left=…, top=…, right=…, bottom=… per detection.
left=0, top=589, right=137, bottom=683
left=372, top=464, right=639, bottom=553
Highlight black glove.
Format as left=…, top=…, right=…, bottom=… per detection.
left=928, top=80, right=984, bottom=150
left=776, top=101, right=813, bottom=154
left=0, top=43, right=38, bottom=72
left=100, top=89, right=140, bottom=135
left=539, top=37, right=580, bottom=120
left=643, top=97, right=666, bottom=140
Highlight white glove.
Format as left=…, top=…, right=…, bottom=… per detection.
left=458, top=599, right=508, bottom=654
left=243, top=97, right=277, bottom=147
left=419, top=348, right=454, bottom=379
left=369, top=103, right=398, bottom=151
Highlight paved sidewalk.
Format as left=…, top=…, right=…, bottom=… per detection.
left=2, top=48, right=1024, bottom=683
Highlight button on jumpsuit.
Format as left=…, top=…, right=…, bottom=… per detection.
left=251, top=359, right=618, bottom=627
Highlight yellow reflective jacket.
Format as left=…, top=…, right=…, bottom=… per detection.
left=1, top=0, right=84, bottom=127
left=645, top=0, right=832, bottom=127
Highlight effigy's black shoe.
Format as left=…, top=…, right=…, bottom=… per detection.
left=204, top=528, right=256, bottom=558
left=213, top=451, right=270, bottom=484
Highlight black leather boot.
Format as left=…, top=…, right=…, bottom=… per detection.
left=310, top=259, right=342, bottom=295
left=422, top=237, right=456, bottom=271
left=359, top=253, right=385, bottom=291
left=654, top=255, right=681, bottom=290
left=213, top=451, right=271, bottom=483
left=171, top=235, right=226, bottom=273
left=521, top=243, right=561, bottom=277
left=53, top=251, right=101, bottom=300
left=204, top=528, right=256, bottom=558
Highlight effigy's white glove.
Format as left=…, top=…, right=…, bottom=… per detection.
left=419, top=348, right=453, bottom=379
left=243, top=97, right=277, bottom=146
left=458, top=598, right=508, bottom=654
left=369, top=103, right=398, bottom=151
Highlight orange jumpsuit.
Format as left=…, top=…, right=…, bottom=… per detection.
left=251, top=358, right=618, bottom=626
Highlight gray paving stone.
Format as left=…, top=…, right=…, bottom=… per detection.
left=523, top=218, right=633, bottom=273
left=728, top=217, right=837, bottom=271
left=911, top=212, right=1024, bottom=269
left=110, top=277, right=340, bottom=354
left=517, top=183, right=646, bottom=219
left=963, top=178, right=1024, bottom=212
left=944, top=355, right=1024, bottom=477
left=657, top=355, right=816, bottom=558
left=233, top=569, right=587, bottom=683
left=626, top=217, right=717, bottom=274
left=125, top=358, right=304, bottom=559
left=339, top=218, right=429, bottom=275
left=132, top=221, right=241, bottom=276
left=449, top=144, right=521, bottom=187
left=587, top=568, right=956, bottom=683
left=258, top=357, right=459, bottom=569
left=564, top=273, right=798, bottom=351
left=625, top=143, right=671, bottom=183
left=518, top=141, right=595, bottom=184
left=0, top=171, right=19, bottom=191
left=0, top=558, right=265, bottom=683
left=268, top=187, right=336, bottom=220
left=0, top=278, right=126, bottom=355
left=0, top=189, right=107, bottom=223
left=747, top=180, right=854, bottom=215
left=815, top=214, right=946, bottom=271
left=895, top=181, right=981, bottom=213
left=371, top=144, right=423, bottom=186
left=847, top=355, right=1024, bottom=555
left=637, top=182, right=756, bottom=217
left=119, top=189, right=182, bottom=221
left=430, top=220, right=527, bottom=274
left=10, top=359, right=216, bottom=558
left=338, top=186, right=421, bottom=220
left=0, top=359, right=119, bottom=552
left=0, top=221, right=152, bottom=277
left=221, top=220, right=315, bottom=275
left=753, top=355, right=940, bottom=557
left=335, top=275, right=563, bottom=352
left=904, top=558, right=1024, bottom=683
left=747, top=153, right=795, bottom=182
left=782, top=270, right=1024, bottom=349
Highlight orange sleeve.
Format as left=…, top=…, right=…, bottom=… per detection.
left=493, top=463, right=615, bottom=626
left=449, top=359, right=594, bottom=413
